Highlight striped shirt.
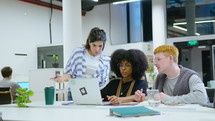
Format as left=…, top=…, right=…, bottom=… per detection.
left=64, top=47, right=110, bottom=87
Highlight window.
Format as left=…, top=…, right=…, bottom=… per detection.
left=167, top=0, right=215, bottom=38
left=110, top=0, right=152, bottom=45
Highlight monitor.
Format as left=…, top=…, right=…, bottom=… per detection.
left=18, top=82, right=29, bottom=90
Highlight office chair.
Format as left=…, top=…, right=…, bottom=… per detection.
left=0, top=87, right=12, bottom=104
left=0, top=111, right=2, bottom=121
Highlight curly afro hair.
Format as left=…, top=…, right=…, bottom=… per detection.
left=110, top=49, right=148, bottom=80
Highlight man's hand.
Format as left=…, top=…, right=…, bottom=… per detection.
left=159, top=92, right=166, bottom=100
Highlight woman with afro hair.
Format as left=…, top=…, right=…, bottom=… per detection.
left=101, top=49, right=148, bottom=104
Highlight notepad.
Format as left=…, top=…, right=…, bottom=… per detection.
left=110, top=106, right=160, bottom=117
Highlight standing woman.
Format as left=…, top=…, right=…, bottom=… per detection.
left=53, top=27, right=110, bottom=88
left=101, top=49, right=148, bottom=104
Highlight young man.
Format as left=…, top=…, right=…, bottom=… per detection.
left=0, top=66, right=20, bottom=101
left=135, top=44, right=208, bottom=105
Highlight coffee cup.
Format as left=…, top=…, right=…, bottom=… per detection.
left=44, top=86, right=55, bottom=105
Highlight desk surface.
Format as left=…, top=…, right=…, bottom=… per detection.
left=0, top=101, right=215, bottom=121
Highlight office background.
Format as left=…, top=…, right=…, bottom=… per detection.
left=0, top=0, right=153, bottom=83
left=0, top=0, right=215, bottom=86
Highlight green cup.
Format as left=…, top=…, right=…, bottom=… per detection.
left=44, top=86, right=55, bottom=105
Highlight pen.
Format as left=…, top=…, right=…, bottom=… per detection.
left=140, top=88, right=143, bottom=92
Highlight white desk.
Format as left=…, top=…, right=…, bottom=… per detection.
left=0, top=101, right=215, bottom=121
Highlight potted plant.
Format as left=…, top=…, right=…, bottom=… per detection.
left=15, top=88, right=34, bottom=108
left=147, top=63, right=157, bottom=89
left=52, top=54, right=59, bottom=68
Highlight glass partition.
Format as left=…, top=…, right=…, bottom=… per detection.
left=109, top=0, right=152, bottom=45
left=167, top=0, right=215, bottom=38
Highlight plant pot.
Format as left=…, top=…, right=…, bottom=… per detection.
left=52, top=63, right=59, bottom=68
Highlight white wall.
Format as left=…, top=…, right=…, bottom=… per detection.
left=82, top=4, right=153, bottom=56
left=180, top=47, right=208, bottom=80
left=0, top=0, right=62, bottom=81
left=0, top=1, right=161, bottom=83
left=191, top=46, right=210, bottom=80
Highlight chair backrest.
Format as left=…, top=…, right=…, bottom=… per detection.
left=206, top=88, right=215, bottom=103
left=0, top=87, right=12, bottom=104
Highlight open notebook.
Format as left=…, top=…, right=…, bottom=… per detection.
left=69, top=78, right=104, bottom=105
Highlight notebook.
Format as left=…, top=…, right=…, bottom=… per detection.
left=110, top=106, right=160, bottom=117
left=69, top=78, right=103, bottom=105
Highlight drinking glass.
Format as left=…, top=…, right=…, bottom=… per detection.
left=147, top=89, right=161, bottom=107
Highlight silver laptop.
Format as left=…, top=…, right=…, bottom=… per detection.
left=69, top=78, right=103, bottom=105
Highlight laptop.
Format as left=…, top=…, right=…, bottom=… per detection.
left=69, top=78, right=103, bottom=105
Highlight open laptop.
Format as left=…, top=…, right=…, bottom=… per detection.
left=69, top=78, right=104, bottom=105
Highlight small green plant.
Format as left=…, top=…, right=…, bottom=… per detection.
left=53, top=54, right=58, bottom=63
left=15, top=88, right=34, bottom=108
left=149, top=72, right=157, bottom=81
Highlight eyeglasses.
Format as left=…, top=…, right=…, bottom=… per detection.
left=118, top=63, right=132, bottom=68
left=154, top=57, right=166, bottom=62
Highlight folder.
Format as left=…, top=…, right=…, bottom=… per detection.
left=110, top=106, right=160, bottom=117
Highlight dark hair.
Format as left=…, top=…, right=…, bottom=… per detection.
left=84, top=27, right=106, bottom=50
left=110, top=49, right=148, bottom=80
left=1, top=66, right=13, bottom=78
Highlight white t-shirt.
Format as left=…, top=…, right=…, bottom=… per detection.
left=84, top=50, right=101, bottom=78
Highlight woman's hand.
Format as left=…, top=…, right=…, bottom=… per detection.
left=107, top=95, right=122, bottom=104
left=134, top=90, right=145, bottom=102
left=50, top=74, right=71, bottom=83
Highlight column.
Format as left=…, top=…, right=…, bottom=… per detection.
left=152, top=0, right=166, bottom=50
left=185, top=0, right=196, bottom=36
left=63, top=0, right=82, bottom=66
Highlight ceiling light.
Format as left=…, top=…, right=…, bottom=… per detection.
left=173, top=25, right=200, bottom=35
left=113, top=0, right=140, bottom=5
left=198, top=46, right=206, bottom=48
left=173, top=20, right=215, bottom=26
left=173, top=25, right=187, bottom=31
